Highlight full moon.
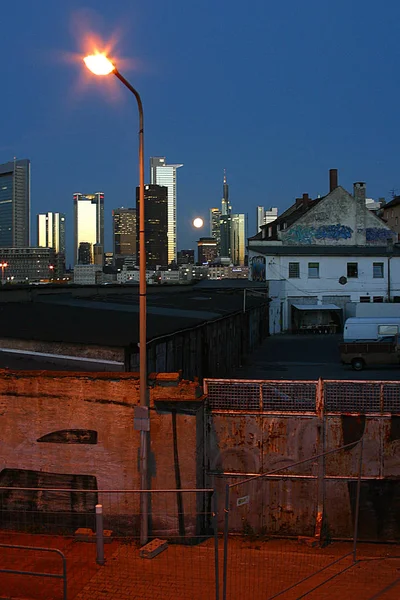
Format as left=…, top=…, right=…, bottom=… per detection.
left=193, top=217, right=204, bottom=228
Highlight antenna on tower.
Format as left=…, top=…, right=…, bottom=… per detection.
left=390, top=188, right=398, bottom=199
left=223, top=168, right=226, bottom=184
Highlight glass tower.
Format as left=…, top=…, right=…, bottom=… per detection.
left=150, top=157, right=183, bottom=264
left=231, top=213, right=246, bottom=265
left=73, top=193, right=104, bottom=264
left=136, top=184, right=168, bottom=267
left=0, top=158, right=30, bottom=247
left=37, top=212, right=66, bottom=254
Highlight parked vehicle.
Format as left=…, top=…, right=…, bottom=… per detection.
left=343, top=317, right=400, bottom=342
left=340, top=337, right=400, bottom=370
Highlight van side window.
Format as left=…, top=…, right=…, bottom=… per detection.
left=378, top=325, right=398, bottom=336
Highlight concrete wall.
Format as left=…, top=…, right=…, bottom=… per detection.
left=127, top=303, right=269, bottom=380
left=204, top=379, right=400, bottom=541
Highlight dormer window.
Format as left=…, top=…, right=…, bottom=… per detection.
left=268, top=226, right=272, bottom=237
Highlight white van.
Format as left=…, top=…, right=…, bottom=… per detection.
left=343, top=317, right=400, bottom=342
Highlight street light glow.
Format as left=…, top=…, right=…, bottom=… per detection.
left=83, top=53, right=115, bottom=76
left=193, top=218, right=204, bottom=228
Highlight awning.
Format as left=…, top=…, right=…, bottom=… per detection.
left=292, top=304, right=341, bottom=311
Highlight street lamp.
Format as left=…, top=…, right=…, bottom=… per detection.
left=84, top=52, right=149, bottom=545
left=0, top=262, right=8, bottom=285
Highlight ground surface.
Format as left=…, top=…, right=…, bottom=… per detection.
left=0, top=531, right=398, bottom=599
left=237, top=333, right=400, bottom=380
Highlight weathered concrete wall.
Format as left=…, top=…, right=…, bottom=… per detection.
left=280, top=186, right=395, bottom=246
left=205, top=379, right=400, bottom=541
left=0, top=371, right=204, bottom=533
left=128, top=303, right=269, bottom=381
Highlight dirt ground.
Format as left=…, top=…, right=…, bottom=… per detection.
left=0, top=531, right=399, bottom=600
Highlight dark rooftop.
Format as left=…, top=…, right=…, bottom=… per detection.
left=0, top=285, right=268, bottom=348
left=249, top=244, right=400, bottom=256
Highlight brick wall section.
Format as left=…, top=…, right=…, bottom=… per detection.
left=0, top=371, right=204, bottom=498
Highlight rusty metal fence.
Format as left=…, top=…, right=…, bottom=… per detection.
left=205, top=378, right=400, bottom=412
left=0, top=488, right=218, bottom=600
left=221, top=440, right=364, bottom=600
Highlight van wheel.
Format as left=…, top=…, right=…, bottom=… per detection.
left=351, top=358, right=365, bottom=371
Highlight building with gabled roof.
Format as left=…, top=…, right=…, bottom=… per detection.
left=248, top=169, right=400, bottom=334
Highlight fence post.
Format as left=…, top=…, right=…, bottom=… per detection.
left=212, top=489, right=220, bottom=600
left=352, top=437, right=364, bottom=563
left=315, top=378, right=325, bottom=543
left=95, top=504, right=105, bottom=566
left=222, top=484, right=230, bottom=600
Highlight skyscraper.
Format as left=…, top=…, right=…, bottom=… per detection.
left=136, top=184, right=168, bottom=267
left=113, top=208, right=137, bottom=257
left=210, top=207, right=221, bottom=251
left=197, top=237, right=218, bottom=264
left=37, top=212, right=66, bottom=254
left=231, top=213, right=246, bottom=265
left=220, top=171, right=232, bottom=259
left=0, top=158, right=30, bottom=247
left=150, top=157, right=183, bottom=264
left=257, top=206, right=278, bottom=232
left=73, top=193, right=104, bottom=264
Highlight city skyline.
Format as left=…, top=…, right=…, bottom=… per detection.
left=2, top=2, right=399, bottom=261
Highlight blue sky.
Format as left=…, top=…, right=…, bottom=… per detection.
left=1, top=0, right=400, bottom=263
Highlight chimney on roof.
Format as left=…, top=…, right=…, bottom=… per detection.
left=353, top=182, right=366, bottom=203
left=329, top=169, right=338, bottom=192
left=295, top=193, right=310, bottom=208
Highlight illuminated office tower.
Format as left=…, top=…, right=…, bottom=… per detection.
left=37, top=212, right=65, bottom=253
left=220, top=171, right=232, bottom=259
left=150, top=157, right=183, bottom=264
left=0, top=158, right=30, bottom=247
left=113, top=208, right=136, bottom=257
left=210, top=207, right=221, bottom=251
left=73, top=193, right=104, bottom=264
left=231, top=213, right=246, bottom=265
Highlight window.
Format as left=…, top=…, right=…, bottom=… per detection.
left=373, top=262, right=384, bottom=278
left=396, top=217, right=399, bottom=226
left=373, top=296, right=384, bottom=303
left=347, top=262, right=358, bottom=278
left=308, top=262, right=319, bottom=278
left=288, top=262, right=300, bottom=278
left=378, top=325, right=398, bottom=336
left=360, top=296, right=370, bottom=303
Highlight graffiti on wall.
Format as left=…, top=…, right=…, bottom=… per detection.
left=251, top=256, right=266, bottom=282
left=284, top=224, right=353, bottom=244
left=366, top=228, right=396, bottom=243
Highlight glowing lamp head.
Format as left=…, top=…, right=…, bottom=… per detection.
left=83, top=53, right=115, bottom=76
left=193, top=218, right=204, bottom=229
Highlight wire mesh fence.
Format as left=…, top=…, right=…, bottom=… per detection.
left=221, top=440, right=364, bottom=600
left=0, top=487, right=218, bottom=600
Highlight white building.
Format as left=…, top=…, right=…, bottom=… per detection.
left=159, top=270, right=180, bottom=284
left=150, top=157, right=183, bottom=264
left=249, top=176, right=400, bottom=334
left=256, top=206, right=278, bottom=232
left=73, top=264, right=102, bottom=285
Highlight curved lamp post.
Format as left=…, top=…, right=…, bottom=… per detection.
left=84, top=53, right=148, bottom=545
